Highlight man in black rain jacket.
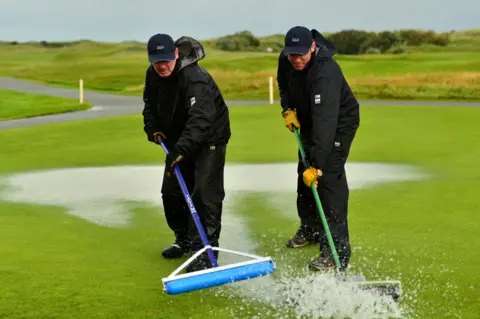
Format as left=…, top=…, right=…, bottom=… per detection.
left=277, top=26, right=360, bottom=271
left=142, top=33, right=231, bottom=272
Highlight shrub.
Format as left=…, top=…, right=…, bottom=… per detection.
left=364, top=47, right=382, bottom=54
left=216, top=31, right=261, bottom=51
left=377, top=31, right=400, bottom=51
left=213, top=28, right=450, bottom=53
left=359, top=32, right=399, bottom=53
left=38, top=41, right=75, bottom=48
left=326, top=29, right=373, bottom=54
left=327, top=30, right=399, bottom=54
left=388, top=45, right=407, bottom=54
left=396, top=29, right=450, bottom=46
left=430, top=33, right=450, bottom=46
left=326, top=28, right=449, bottom=54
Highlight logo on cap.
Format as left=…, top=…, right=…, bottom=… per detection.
left=147, top=33, right=176, bottom=63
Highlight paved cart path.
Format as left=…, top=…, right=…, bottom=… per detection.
left=1, top=77, right=479, bottom=130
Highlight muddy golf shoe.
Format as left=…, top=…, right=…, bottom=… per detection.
left=186, top=258, right=211, bottom=273
left=186, top=252, right=218, bottom=273
left=308, top=257, right=336, bottom=271
left=286, top=228, right=320, bottom=248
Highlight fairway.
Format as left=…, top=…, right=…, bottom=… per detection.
left=0, top=104, right=479, bottom=318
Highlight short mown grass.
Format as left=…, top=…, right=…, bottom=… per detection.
left=0, top=104, right=479, bottom=318
left=0, top=88, right=91, bottom=120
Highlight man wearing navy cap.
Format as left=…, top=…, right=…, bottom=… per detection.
left=142, top=33, right=231, bottom=272
left=146, top=33, right=179, bottom=77
left=277, top=26, right=360, bottom=272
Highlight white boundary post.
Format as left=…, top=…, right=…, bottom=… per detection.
left=79, top=79, right=84, bottom=104
left=269, top=76, right=273, bottom=105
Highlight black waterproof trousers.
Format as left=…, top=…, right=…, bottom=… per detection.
left=296, top=132, right=356, bottom=269
left=161, top=143, right=227, bottom=254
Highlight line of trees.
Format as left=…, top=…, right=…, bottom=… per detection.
left=214, top=29, right=451, bottom=54
left=2, top=28, right=452, bottom=55
left=3, top=40, right=86, bottom=47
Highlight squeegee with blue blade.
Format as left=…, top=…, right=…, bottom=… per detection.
left=157, top=140, right=276, bottom=295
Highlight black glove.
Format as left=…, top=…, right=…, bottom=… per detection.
left=165, top=150, right=184, bottom=176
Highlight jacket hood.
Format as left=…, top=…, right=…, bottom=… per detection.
left=311, top=29, right=337, bottom=59
left=174, top=36, right=206, bottom=71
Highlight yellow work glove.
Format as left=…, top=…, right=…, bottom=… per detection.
left=153, top=131, right=167, bottom=144
left=282, top=109, right=300, bottom=132
left=303, top=167, right=322, bottom=188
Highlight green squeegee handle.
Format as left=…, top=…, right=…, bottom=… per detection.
left=293, top=127, right=343, bottom=271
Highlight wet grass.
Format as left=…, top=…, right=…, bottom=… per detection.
left=0, top=104, right=479, bottom=318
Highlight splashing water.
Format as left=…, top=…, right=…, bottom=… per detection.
left=213, top=271, right=404, bottom=318
left=324, top=245, right=467, bottom=319
left=214, top=241, right=467, bottom=319
left=275, top=270, right=403, bottom=319
left=212, top=200, right=407, bottom=319
left=213, top=253, right=406, bottom=319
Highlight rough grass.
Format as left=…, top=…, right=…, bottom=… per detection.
left=354, top=72, right=480, bottom=87
left=0, top=88, right=92, bottom=120
left=1, top=37, right=480, bottom=101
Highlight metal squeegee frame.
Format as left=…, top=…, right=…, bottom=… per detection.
left=162, top=245, right=274, bottom=281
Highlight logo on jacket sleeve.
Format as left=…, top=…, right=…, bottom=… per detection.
left=190, top=97, right=196, bottom=106
left=314, top=94, right=321, bottom=104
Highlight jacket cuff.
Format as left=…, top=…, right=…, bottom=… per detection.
left=282, top=107, right=293, bottom=115
left=310, top=149, right=328, bottom=171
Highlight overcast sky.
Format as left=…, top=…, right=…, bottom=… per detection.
left=1, top=0, right=479, bottom=42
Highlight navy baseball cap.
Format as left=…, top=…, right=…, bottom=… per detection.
left=147, top=33, right=176, bottom=63
left=283, top=26, right=314, bottom=55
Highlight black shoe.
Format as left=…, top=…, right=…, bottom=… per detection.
left=186, top=258, right=211, bottom=273
left=286, top=227, right=320, bottom=248
left=162, top=241, right=191, bottom=259
left=308, top=256, right=336, bottom=271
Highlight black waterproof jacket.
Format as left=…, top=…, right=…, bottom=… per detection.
left=142, top=36, right=231, bottom=158
left=277, top=29, right=360, bottom=170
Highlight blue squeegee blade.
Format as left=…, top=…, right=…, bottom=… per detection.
left=164, top=260, right=275, bottom=295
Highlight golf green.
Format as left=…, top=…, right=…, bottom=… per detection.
left=0, top=104, right=478, bottom=318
